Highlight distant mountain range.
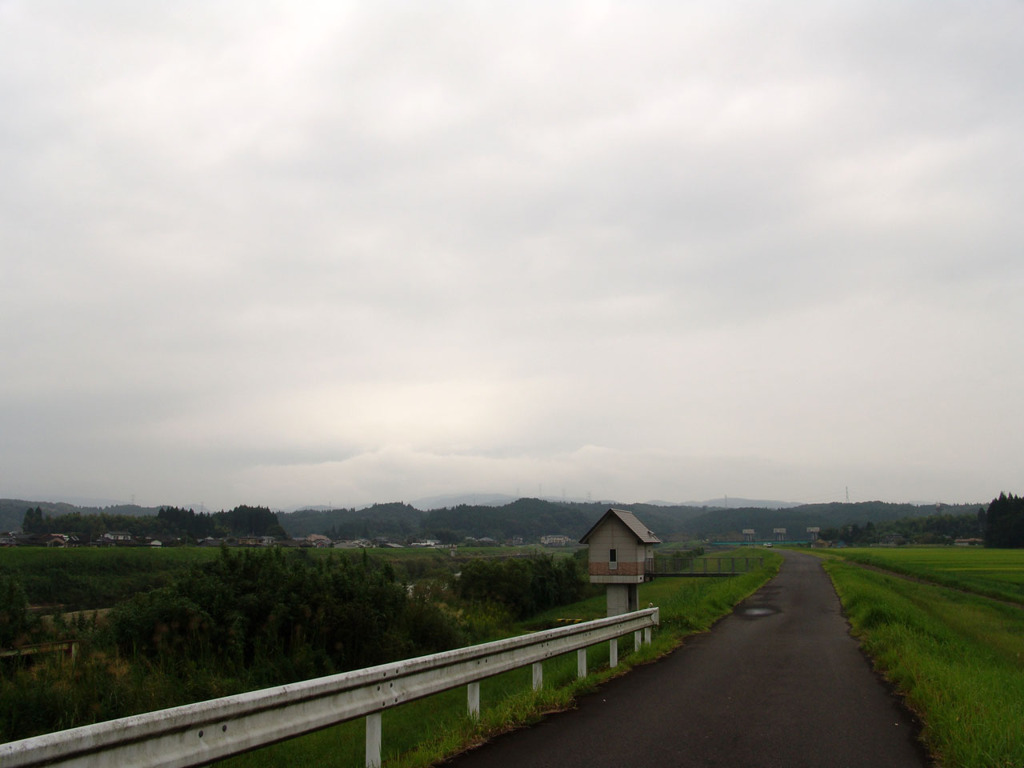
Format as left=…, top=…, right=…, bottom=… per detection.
left=680, top=497, right=804, bottom=509
left=406, top=494, right=803, bottom=511
left=276, top=498, right=984, bottom=542
left=408, top=493, right=519, bottom=510
left=2, top=495, right=986, bottom=543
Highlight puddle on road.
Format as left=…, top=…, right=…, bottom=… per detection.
left=739, top=606, right=778, bottom=617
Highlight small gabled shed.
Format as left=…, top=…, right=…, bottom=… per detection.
left=579, top=509, right=661, bottom=616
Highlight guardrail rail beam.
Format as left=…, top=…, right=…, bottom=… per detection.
left=0, top=608, right=659, bottom=768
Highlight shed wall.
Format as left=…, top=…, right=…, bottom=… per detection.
left=586, top=517, right=652, bottom=584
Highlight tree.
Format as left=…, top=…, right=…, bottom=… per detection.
left=456, top=555, right=585, bottom=619
left=108, top=547, right=463, bottom=683
left=21, top=507, right=44, bottom=533
left=984, top=493, right=1024, bottom=548
left=0, top=574, right=32, bottom=647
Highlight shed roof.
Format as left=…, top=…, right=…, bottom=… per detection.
left=579, top=508, right=661, bottom=545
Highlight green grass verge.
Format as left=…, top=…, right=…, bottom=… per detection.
left=216, top=552, right=782, bottom=768
left=820, top=555, right=1024, bottom=768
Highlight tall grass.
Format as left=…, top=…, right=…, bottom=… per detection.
left=217, top=553, right=782, bottom=768
left=823, top=557, right=1024, bottom=768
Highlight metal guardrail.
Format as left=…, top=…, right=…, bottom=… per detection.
left=0, top=607, right=659, bottom=768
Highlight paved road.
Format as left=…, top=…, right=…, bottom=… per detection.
left=442, top=550, right=930, bottom=768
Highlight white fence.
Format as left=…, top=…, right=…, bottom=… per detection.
left=0, top=607, right=659, bottom=768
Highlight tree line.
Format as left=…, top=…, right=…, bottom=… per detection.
left=981, top=493, right=1024, bottom=548
left=819, top=510, right=986, bottom=545
left=21, top=505, right=287, bottom=542
left=13, top=496, right=1021, bottom=547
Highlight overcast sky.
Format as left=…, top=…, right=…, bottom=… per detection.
left=2, top=2, right=1022, bottom=511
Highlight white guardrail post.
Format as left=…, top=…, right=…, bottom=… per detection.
left=365, top=712, right=382, bottom=768
left=0, top=607, right=658, bottom=768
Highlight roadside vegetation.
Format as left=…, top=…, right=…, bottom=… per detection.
left=217, top=549, right=783, bottom=768
left=0, top=547, right=590, bottom=742
left=819, top=548, right=1024, bottom=768
left=0, top=544, right=781, bottom=767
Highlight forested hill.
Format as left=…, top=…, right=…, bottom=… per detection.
left=0, top=499, right=160, bottom=533
left=284, top=503, right=424, bottom=540
left=278, top=499, right=707, bottom=541
left=279, top=498, right=984, bottom=542
left=679, top=501, right=974, bottom=540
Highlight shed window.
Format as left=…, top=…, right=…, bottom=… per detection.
left=609, top=548, right=617, bottom=569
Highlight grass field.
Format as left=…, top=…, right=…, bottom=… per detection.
left=216, top=551, right=783, bottom=768
left=820, top=548, right=1024, bottom=768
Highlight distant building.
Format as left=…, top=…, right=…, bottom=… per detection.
left=540, top=535, right=573, bottom=547
left=99, top=532, right=133, bottom=545
left=237, top=535, right=276, bottom=547
left=333, top=539, right=373, bottom=549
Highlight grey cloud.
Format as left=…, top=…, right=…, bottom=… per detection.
left=2, top=2, right=1023, bottom=508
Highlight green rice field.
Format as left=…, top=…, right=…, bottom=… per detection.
left=830, top=546, right=1024, bottom=604
left=820, top=547, right=1024, bottom=767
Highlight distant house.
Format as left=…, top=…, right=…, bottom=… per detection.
left=99, top=532, right=133, bottom=545
left=955, top=538, right=983, bottom=546
left=236, top=535, right=277, bottom=547
left=333, top=539, right=373, bottom=549
left=540, top=535, right=573, bottom=547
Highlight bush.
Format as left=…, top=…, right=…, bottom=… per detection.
left=0, top=574, right=32, bottom=648
left=109, top=548, right=466, bottom=684
left=456, top=555, right=585, bottom=620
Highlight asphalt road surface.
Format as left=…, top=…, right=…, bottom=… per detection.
left=442, top=550, right=930, bottom=768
